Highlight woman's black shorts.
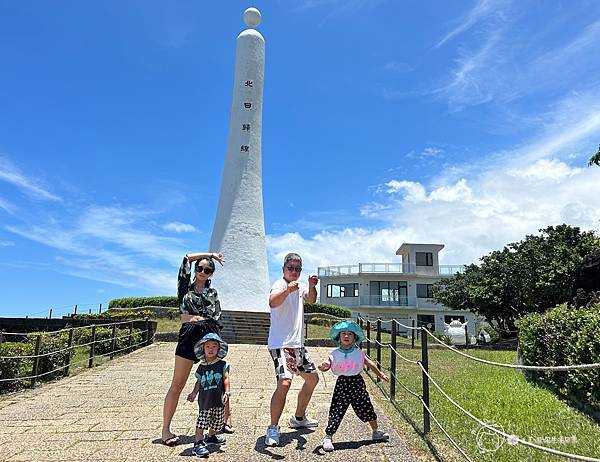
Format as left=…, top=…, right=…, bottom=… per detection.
left=175, top=320, right=221, bottom=362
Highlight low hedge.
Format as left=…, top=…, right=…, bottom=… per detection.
left=519, top=303, right=600, bottom=411
left=72, top=309, right=179, bottom=320
left=305, top=302, right=351, bottom=319
left=0, top=342, right=34, bottom=391
left=109, top=296, right=178, bottom=309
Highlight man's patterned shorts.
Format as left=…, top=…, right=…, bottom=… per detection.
left=269, top=347, right=317, bottom=380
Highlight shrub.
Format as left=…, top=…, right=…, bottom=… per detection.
left=108, top=296, right=178, bottom=309
left=72, top=309, right=157, bottom=320
left=519, top=303, right=600, bottom=411
left=0, top=342, right=34, bottom=391
left=93, top=327, right=143, bottom=356
left=305, top=302, right=351, bottom=319
left=431, top=332, right=452, bottom=345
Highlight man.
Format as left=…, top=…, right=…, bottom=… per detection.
left=265, top=253, right=319, bottom=447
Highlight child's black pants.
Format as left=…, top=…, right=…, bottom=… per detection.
left=325, top=374, right=377, bottom=436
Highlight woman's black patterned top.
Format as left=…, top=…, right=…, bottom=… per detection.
left=177, top=256, right=222, bottom=320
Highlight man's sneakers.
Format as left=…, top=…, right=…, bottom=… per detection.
left=191, top=440, right=209, bottom=458
left=288, top=415, right=319, bottom=428
left=265, top=425, right=280, bottom=447
left=372, top=429, right=390, bottom=441
left=205, top=434, right=226, bottom=446
left=322, top=435, right=334, bottom=452
left=265, top=417, right=319, bottom=447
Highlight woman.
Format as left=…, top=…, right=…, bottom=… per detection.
left=161, top=251, right=233, bottom=446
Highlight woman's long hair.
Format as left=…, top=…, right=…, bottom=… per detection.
left=195, top=258, right=216, bottom=289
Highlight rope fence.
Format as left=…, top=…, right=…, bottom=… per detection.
left=422, top=328, right=600, bottom=371
left=356, top=314, right=600, bottom=462
left=0, top=319, right=156, bottom=389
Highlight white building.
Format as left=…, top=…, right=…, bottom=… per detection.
left=318, top=243, right=476, bottom=336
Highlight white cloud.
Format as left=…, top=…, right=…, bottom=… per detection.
left=381, top=180, right=426, bottom=201
left=0, top=240, right=14, bottom=247
left=0, top=156, right=61, bottom=201
left=435, top=0, right=509, bottom=48
left=436, top=27, right=508, bottom=110
left=0, top=197, right=17, bottom=214
left=268, top=159, right=600, bottom=276
left=434, top=11, right=600, bottom=110
left=162, top=222, right=197, bottom=233
left=5, top=205, right=187, bottom=294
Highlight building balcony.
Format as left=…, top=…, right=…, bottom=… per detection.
left=359, top=295, right=445, bottom=309
left=321, top=296, right=446, bottom=310
left=317, top=263, right=464, bottom=277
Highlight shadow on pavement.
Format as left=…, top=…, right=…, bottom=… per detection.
left=311, top=438, right=383, bottom=455
left=254, top=428, right=316, bottom=459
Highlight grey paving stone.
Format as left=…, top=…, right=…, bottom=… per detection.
left=1, top=342, right=415, bottom=462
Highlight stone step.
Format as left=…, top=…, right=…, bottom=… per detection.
left=219, top=310, right=270, bottom=344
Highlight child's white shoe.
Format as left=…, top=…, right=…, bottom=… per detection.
left=372, top=430, right=390, bottom=441
left=322, top=436, right=334, bottom=452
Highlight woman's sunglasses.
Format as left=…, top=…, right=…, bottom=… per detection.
left=285, top=266, right=302, bottom=273
left=196, top=266, right=214, bottom=275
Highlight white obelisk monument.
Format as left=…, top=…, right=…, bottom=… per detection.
left=209, top=8, right=270, bottom=312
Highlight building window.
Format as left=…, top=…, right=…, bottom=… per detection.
left=416, top=252, right=433, bottom=266
left=327, top=283, right=358, bottom=298
left=369, top=281, right=408, bottom=305
left=444, top=315, right=465, bottom=324
left=416, top=284, right=434, bottom=298
left=417, top=314, right=435, bottom=331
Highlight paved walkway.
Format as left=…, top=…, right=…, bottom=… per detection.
left=0, top=343, right=415, bottom=462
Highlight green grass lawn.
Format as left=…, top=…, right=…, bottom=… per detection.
left=155, top=318, right=182, bottom=333
left=365, top=346, right=600, bottom=461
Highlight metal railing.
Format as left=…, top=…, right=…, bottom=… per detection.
left=318, top=263, right=465, bottom=277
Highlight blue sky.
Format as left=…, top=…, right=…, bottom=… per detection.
left=1, top=0, right=600, bottom=317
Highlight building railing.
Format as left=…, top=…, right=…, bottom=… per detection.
left=318, top=263, right=465, bottom=277
left=355, top=295, right=446, bottom=308
left=320, top=296, right=447, bottom=309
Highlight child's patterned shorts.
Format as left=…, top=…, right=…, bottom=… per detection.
left=196, top=406, right=225, bottom=431
left=269, top=347, right=317, bottom=380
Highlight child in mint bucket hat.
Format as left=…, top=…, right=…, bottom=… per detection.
left=317, top=320, right=390, bottom=452
left=186, top=333, right=231, bottom=457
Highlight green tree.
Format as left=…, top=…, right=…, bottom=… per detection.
left=432, top=225, right=600, bottom=335
left=589, top=145, right=600, bottom=166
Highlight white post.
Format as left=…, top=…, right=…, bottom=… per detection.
left=209, top=8, right=270, bottom=312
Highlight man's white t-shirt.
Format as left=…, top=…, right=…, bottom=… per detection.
left=268, top=278, right=307, bottom=350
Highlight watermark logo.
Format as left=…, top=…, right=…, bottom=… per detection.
left=473, top=422, right=577, bottom=454
left=473, top=422, right=506, bottom=453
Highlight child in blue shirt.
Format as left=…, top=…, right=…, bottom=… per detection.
left=187, top=333, right=231, bottom=458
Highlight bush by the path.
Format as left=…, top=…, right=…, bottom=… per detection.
left=519, top=303, right=600, bottom=412
left=72, top=309, right=178, bottom=320
left=108, top=296, right=178, bottom=309
left=0, top=342, right=34, bottom=391
left=305, top=302, right=351, bottom=318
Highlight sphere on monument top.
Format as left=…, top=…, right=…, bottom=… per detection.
left=243, top=7, right=261, bottom=28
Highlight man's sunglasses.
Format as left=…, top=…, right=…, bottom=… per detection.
left=285, top=266, right=302, bottom=273
left=196, top=266, right=213, bottom=275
